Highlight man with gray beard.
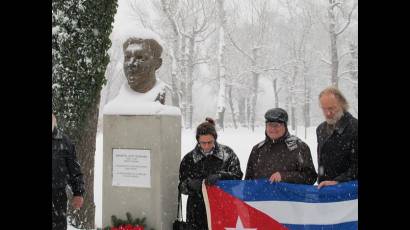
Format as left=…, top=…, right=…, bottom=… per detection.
left=316, top=87, right=358, bottom=189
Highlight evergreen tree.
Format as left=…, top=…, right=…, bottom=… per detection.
left=52, top=0, right=117, bottom=228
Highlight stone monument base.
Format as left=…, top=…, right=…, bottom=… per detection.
left=102, top=114, right=181, bottom=230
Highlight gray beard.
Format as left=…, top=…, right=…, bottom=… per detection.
left=326, top=110, right=344, bottom=125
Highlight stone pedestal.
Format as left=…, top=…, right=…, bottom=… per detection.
left=102, top=114, right=181, bottom=229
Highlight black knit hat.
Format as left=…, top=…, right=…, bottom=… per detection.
left=196, top=117, right=217, bottom=140
left=265, top=108, right=288, bottom=124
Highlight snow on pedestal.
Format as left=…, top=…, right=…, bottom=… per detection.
left=103, top=79, right=180, bottom=116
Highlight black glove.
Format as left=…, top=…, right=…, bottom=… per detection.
left=187, top=178, right=202, bottom=192
left=205, top=173, right=222, bottom=186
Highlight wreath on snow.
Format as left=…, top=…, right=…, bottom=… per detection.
left=97, top=212, right=155, bottom=230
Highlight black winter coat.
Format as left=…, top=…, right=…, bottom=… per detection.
left=245, top=132, right=317, bottom=185
left=316, top=112, right=358, bottom=183
left=178, top=142, right=243, bottom=230
left=52, top=128, right=85, bottom=196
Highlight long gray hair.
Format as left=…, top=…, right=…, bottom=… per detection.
left=319, top=86, right=349, bottom=111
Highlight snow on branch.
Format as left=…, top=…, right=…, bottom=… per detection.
left=329, top=1, right=342, bottom=11
left=161, top=0, right=181, bottom=37
left=339, top=75, right=358, bottom=84
left=192, top=58, right=210, bottom=66
left=227, top=31, right=253, bottom=62
left=262, top=67, right=290, bottom=75
left=338, top=49, right=356, bottom=60
left=196, top=26, right=217, bottom=43
left=336, top=3, right=357, bottom=36
left=338, top=69, right=358, bottom=77
left=261, top=60, right=297, bottom=75
left=316, top=51, right=331, bottom=65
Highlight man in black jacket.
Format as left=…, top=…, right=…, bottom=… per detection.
left=52, top=113, right=85, bottom=230
left=245, top=108, right=317, bottom=185
left=316, top=87, right=358, bottom=189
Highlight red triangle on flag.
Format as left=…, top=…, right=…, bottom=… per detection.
left=203, top=185, right=288, bottom=230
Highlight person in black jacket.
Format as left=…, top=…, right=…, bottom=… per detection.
left=178, top=118, right=243, bottom=230
left=245, top=108, right=317, bottom=185
left=52, top=113, right=85, bottom=230
left=316, top=87, right=358, bottom=189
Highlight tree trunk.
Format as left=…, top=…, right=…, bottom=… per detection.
left=285, top=86, right=291, bottom=130
left=303, top=76, right=310, bottom=139
left=227, top=85, right=238, bottom=129
left=161, top=0, right=182, bottom=107
left=272, top=78, right=279, bottom=108
left=291, top=105, right=296, bottom=134
left=249, top=72, right=259, bottom=132
left=180, top=36, right=188, bottom=128
left=246, top=96, right=251, bottom=129
left=170, top=40, right=181, bottom=107
left=186, top=36, right=195, bottom=129
left=328, top=5, right=339, bottom=86
left=249, top=47, right=260, bottom=132
left=238, top=96, right=246, bottom=127
left=289, top=64, right=298, bottom=132
left=67, top=98, right=100, bottom=229
left=217, top=108, right=225, bottom=129
left=349, top=42, right=358, bottom=105
left=216, top=33, right=226, bottom=129
left=216, top=0, right=227, bottom=129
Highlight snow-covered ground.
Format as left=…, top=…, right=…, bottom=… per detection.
left=68, top=126, right=318, bottom=229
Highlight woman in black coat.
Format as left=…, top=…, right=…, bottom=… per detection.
left=178, top=118, right=243, bottom=230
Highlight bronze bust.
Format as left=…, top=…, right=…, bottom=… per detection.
left=123, top=38, right=163, bottom=94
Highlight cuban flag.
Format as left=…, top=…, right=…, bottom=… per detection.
left=203, top=180, right=357, bottom=230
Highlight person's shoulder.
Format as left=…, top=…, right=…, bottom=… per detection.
left=348, top=112, right=358, bottom=125
left=180, top=151, right=194, bottom=166
left=218, top=143, right=235, bottom=154
left=316, top=121, right=326, bottom=132
left=342, top=112, right=358, bottom=130
left=251, top=139, right=267, bottom=151
left=296, top=138, right=310, bottom=150
left=292, top=135, right=307, bottom=144
left=182, top=148, right=195, bottom=160
left=286, top=135, right=307, bottom=151
left=218, top=144, right=241, bottom=162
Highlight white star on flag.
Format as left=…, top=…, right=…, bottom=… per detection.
left=225, top=216, right=257, bottom=230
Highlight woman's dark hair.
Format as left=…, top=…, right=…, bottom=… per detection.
left=196, top=117, right=217, bottom=140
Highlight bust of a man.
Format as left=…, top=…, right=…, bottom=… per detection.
left=123, top=37, right=163, bottom=94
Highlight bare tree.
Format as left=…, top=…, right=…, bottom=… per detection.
left=278, top=0, right=315, bottom=132
left=327, top=0, right=357, bottom=86
left=177, top=0, right=216, bottom=128
left=226, top=83, right=238, bottom=128
left=226, top=0, right=273, bottom=131
left=216, top=0, right=228, bottom=129
left=160, top=0, right=183, bottom=107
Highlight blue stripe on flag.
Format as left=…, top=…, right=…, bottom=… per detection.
left=216, top=179, right=358, bottom=203
left=283, top=221, right=358, bottom=230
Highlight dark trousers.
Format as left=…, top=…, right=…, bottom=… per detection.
left=52, top=189, right=68, bottom=230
